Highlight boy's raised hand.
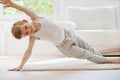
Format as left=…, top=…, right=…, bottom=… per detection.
left=0, top=0, right=13, bottom=7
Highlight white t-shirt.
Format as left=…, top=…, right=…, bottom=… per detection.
left=32, top=18, right=65, bottom=46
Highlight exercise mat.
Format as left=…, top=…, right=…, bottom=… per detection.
left=22, top=58, right=120, bottom=71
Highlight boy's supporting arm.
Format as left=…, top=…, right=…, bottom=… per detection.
left=19, top=37, right=36, bottom=68
left=8, top=36, right=36, bottom=71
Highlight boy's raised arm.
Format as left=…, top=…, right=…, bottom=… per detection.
left=0, top=0, right=39, bottom=21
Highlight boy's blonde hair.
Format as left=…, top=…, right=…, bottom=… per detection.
left=11, top=21, right=25, bottom=39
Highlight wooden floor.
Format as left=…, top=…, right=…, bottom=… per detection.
left=0, top=56, right=120, bottom=80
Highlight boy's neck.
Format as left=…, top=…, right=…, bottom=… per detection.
left=33, top=23, right=41, bottom=32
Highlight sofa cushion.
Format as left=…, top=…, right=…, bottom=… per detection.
left=66, top=6, right=117, bottom=30
left=73, top=30, right=120, bottom=51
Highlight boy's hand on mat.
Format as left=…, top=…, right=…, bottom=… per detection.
left=108, top=58, right=120, bottom=64
left=8, top=66, right=22, bottom=71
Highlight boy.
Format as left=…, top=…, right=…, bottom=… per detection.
left=0, top=0, right=120, bottom=71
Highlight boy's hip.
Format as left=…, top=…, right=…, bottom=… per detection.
left=56, top=29, right=75, bottom=48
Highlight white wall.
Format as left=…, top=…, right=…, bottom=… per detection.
left=63, top=0, right=120, bottom=7
left=0, top=24, right=4, bottom=55
left=0, top=4, right=3, bottom=15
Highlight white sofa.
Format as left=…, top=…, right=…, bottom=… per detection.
left=64, top=6, right=120, bottom=52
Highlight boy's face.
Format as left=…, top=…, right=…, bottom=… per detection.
left=19, top=23, right=35, bottom=37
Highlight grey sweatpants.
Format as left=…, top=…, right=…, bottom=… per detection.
left=56, top=30, right=108, bottom=63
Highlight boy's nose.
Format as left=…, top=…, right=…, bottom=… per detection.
left=27, top=29, right=31, bottom=33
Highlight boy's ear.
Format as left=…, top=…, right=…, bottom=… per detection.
left=22, top=19, right=28, bottom=23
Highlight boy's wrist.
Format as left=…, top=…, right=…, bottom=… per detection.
left=19, top=65, right=23, bottom=69
left=10, top=3, right=15, bottom=7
